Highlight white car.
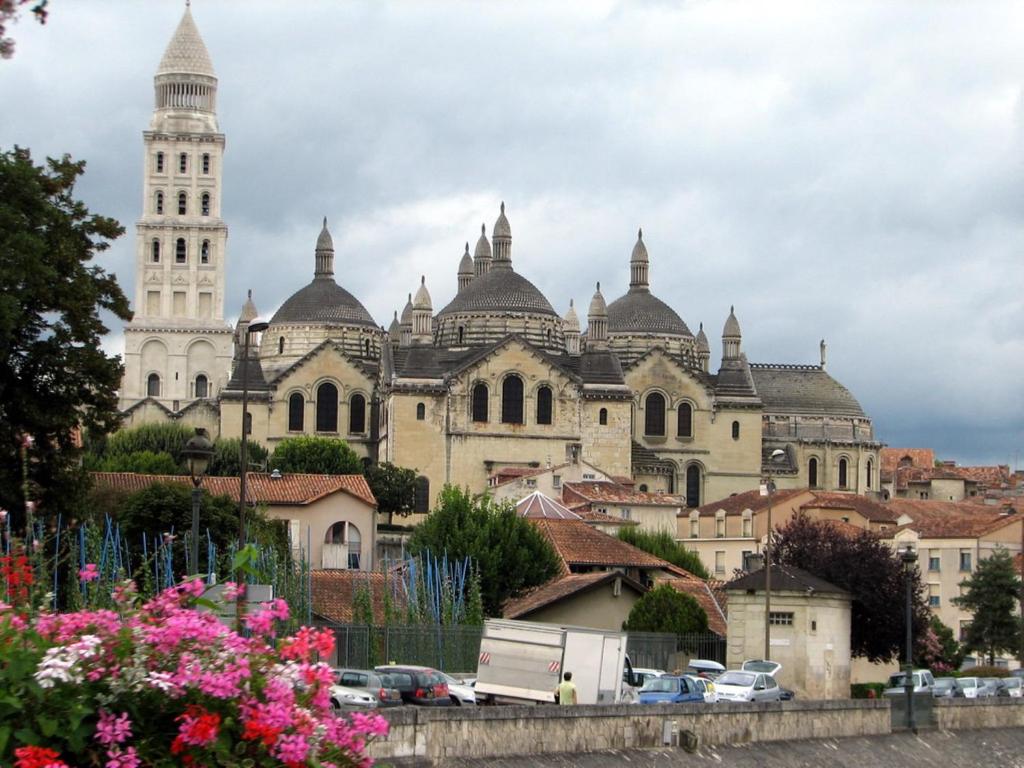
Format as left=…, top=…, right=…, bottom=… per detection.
left=632, top=668, right=668, bottom=688
left=329, top=684, right=378, bottom=710
left=684, top=674, right=719, bottom=703
left=999, top=678, right=1022, bottom=698
left=714, top=670, right=783, bottom=703
left=438, top=671, right=477, bottom=706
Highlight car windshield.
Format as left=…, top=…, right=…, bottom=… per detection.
left=438, top=672, right=459, bottom=685
left=742, top=660, right=779, bottom=674
left=959, top=679, right=977, bottom=688
left=717, top=672, right=755, bottom=687
left=1004, top=679, right=1021, bottom=688
left=934, top=678, right=956, bottom=689
left=641, top=678, right=679, bottom=693
left=887, top=673, right=920, bottom=688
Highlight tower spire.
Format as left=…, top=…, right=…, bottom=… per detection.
left=628, top=227, right=650, bottom=292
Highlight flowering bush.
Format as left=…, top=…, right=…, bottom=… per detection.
left=0, top=577, right=387, bottom=767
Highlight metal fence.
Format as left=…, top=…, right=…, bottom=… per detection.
left=627, top=631, right=727, bottom=670
left=325, top=623, right=483, bottom=673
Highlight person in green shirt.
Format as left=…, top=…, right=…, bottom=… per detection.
left=557, top=671, right=578, bottom=705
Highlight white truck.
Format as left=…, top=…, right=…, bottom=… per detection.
left=474, top=618, right=638, bottom=705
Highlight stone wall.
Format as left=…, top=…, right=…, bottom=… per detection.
left=933, top=698, right=1024, bottom=730
left=367, top=699, right=890, bottom=764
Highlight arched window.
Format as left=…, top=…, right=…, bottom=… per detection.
left=151, top=240, right=160, bottom=263
left=201, top=192, right=210, bottom=216
left=194, top=374, right=208, bottom=398
left=458, top=326, right=464, bottom=344
left=731, top=420, right=740, bottom=440
left=686, top=465, right=701, bottom=508
left=363, top=338, right=370, bottom=357
left=175, top=238, right=186, bottom=263
left=677, top=402, right=693, bottom=438
left=838, top=457, right=849, bottom=489
left=472, top=383, right=488, bottom=422
left=155, top=191, right=164, bottom=214
left=278, top=336, right=285, bottom=355
left=200, top=240, right=210, bottom=264
left=316, top=382, right=338, bottom=432
left=809, top=457, right=819, bottom=488
left=201, top=153, right=210, bottom=174
left=599, top=408, right=608, bottom=425
left=178, top=152, right=187, bottom=173
left=155, top=152, right=164, bottom=173
left=177, top=191, right=187, bottom=215
left=349, top=393, right=366, bottom=434
left=147, top=373, right=160, bottom=397
left=414, top=475, right=430, bottom=514
left=347, top=523, right=362, bottom=569
left=536, top=386, right=552, bottom=425
left=644, top=393, right=665, bottom=436
left=866, top=459, right=873, bottom=489
left=501, top=375, right=524, bottom=424
left=416, top=402, right=425, bottom=420
left=326, top=522, right=345, bottom=544
left=288, top=392, right=304, bottom=432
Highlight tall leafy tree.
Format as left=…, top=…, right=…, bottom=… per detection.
left=617, top=526, right=710, bottom=579
left=623, top=584, right=708, bottom=635
left=0, top=148, right=131, bottom=531
left=408, top=486, right=561, bottom=617
left=270, top=435, right=363, bottom=475
left=953, top=549, right=1022, bottom=665
left=772, top=514, right=929, bottom=663
left=366, top=461, right=417, bottom=525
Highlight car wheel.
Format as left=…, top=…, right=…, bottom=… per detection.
left=450, top=696, right=461, bottom=706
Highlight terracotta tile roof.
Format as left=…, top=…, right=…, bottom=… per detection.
left=528, top=518, right=676, bottom=574
left=311, top=570, right=402, bottom=624
left=800, top=492, right=899, bottom=523
left=563, top=481, right=686, bottom=508
left=693, top=487, right=808, bottom=517
left=886, top=499, right=1022, bottom=539
left=515, top=491, right=581, bottom=520
left=653, top=575, right=729, bottom=636
left=819, top=519, right=876, bottom=538
left=503, top=571, right=645, bottom=619
left=880, top=448, right=936, bottom=473
left=90, top=472, right=376, bottom=508
left=956, top=465, right=1013, bottom=489
left=573, top=509, right=636, bottom=526
left=490, top=466, right=559, bottom=487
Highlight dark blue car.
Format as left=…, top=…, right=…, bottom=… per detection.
left=638, top=675, right=705, bottom=704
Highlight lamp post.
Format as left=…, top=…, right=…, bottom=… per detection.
left=901, top=544, right=918, bottom=733
left=763, top=447, right=787, bottom=660
left=237, top=319, right=268, bottom=631
left=183, top=427, right=214, bottom=576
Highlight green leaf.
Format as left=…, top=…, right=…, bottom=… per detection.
left=13, top=727, right=38, bottom=745
left=0, top=725, right=10, bottom=756
left=35, top=715, right=58, bottom=738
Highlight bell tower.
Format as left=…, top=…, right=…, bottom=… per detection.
left=120, top=4, right=233, bottom=413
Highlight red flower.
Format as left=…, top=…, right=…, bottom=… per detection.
left=14, top=745, right=69, bottom=768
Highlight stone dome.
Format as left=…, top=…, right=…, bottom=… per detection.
left=437, top=268, right=557, bottom=317
left=723, top=306, right=741, bottom=338
left=270, top=278, right=377, bottom=328
left=157, top=7, right=215, bottom=77
left=388, top=310, right=400, bottom=335
left=474, top=225, right=491, bottom=260
left=631, top=228, right=648, bottom=262
left=413, top=276, right=432, bottom=309
left=458, top=244, right=474, bottom=275
left=695, top=322, right=710, bottom=352
left=400, top=294, right=413, bottom=324
left=563, top=300, right=580, bottom=331
left=606, top=292, right=691, bottom=336
left=493, top=202, right=511, bottom=238
left=316, top=217, right=333, bottom=251
left=588, top=284, right=607, bottom=317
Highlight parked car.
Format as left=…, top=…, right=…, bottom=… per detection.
left=438, top=671, right=477, bottom=705
left=955, top=677, right=983, bottom=699
left=684, top=674, right=718, bottom=704
left=333, top=668, right=403, bottom=708
left=714, top=670, right=783, bottom=703
left=979, top=678, right=1004, bottom=698
left=329, top=684, right=379, bottom=711
left=638, top=675, right=705, bottom=705
left=998, top=677, right=1022, bottom=698
left=686, top=659, right=725, bottom=680
left=932, top=677, right=963, bottom=698
left=1011, top=669, right=1024, bottom=679
left=882, top=669, right=935, bottom=697
left=632, top=668, right=668, bottom=688
left=374, top=665, right=452, bottom=707
left=741, top=660, right=794, bottom=700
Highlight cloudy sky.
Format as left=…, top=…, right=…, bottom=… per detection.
left=3, top=1, right=1022, bottom=467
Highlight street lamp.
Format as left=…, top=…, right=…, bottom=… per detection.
left=237, top=319, right=268, bottom=630
left=901, top=543, right=919, bottom=733
left=763, top=447, right=787, bottom=661
left=182, top=427, right=214, bottom=576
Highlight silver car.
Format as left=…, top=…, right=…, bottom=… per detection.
left=713, top=670, right=782, bottom=703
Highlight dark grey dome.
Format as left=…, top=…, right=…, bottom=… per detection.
left=270, top=277, right=377, bottom=327
left=607, top=291, right=691, bottom=336
left=438, top=268, right=557, bottom=317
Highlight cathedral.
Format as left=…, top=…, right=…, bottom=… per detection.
left=119, top=7, right=881, bottom=510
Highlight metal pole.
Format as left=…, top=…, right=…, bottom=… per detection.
left=190, top=484, right=201, bottom=575
left=237, top=329, right=253, bottom=632
left=905, top=557, right=916, bottom=733
left=764, top=478, right=773, bottom=660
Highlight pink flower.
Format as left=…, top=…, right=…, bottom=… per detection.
left=96, top=710, right=132, bottom=746
left=104, top=746, right=140, bottom=768
left=220, top=581, right=242, bottom=601
left=79, top=564, right=100, bottom=583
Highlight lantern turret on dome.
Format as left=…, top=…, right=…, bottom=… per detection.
left=491, top=202, right=512, bottom=269
left=388, top=310, right=401, bottom=350
left=629, top=228, right=649, bottom=291
left=152, top=5, right=219, bottom=132
left=695, top=322, right=710, bottom=372
left=399, top=293, right=413, bottom=348
left=474, top=224, right=492, bottom=277
left=563, top=299, right=581, bottom=356
left=412, top=276, right=433, bottom=344
left=458, top=242, right=474, bottom=292
left=722, top=305, right=742, bottom=360
left=587, top=283, right=608, bottom=349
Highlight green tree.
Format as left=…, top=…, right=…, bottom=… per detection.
left=617, top=526, right=710, bottom=579
left=86, top=422, right=193, bottom=469
left=366, top=461, right=417, bottom=525
left=0, top=148, right=131, bottom=532
left=624, top=584, right=708, bottom=634
left=772, top=514, right=930, bottom=663
left=207, top=437, right=270, bottom=477
left=953, top=549, right=1022, bottom=665
left=270, top=435, right=363, bottom=475
left=408, top=486, right=561, bottom=617
left=914, top=615, right=963, bottom=673
left=93, top=450, right=180, bottom=475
